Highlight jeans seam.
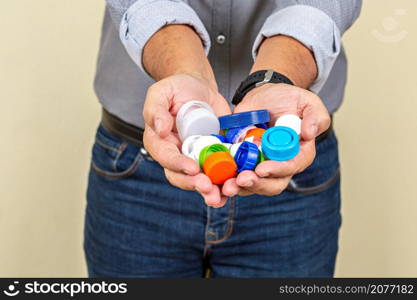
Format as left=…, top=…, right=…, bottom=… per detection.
left=206, top=197, right=236, bottom=245
left=91, top=152, right=144, bottom=179
left=111, top=142, right=128, bottom=172
left=288, top=167, right=341, bottom=195
left=203, top=207, right=212, bottom=259
left=94, top=138, right=121, bottom=153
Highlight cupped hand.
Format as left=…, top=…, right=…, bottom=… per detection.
left=143, top=74, right=232, bottom=207
left=221, top=83, right=331, bottom=197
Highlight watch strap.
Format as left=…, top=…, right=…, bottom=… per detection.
left=232, top=70, right=294, bottom=105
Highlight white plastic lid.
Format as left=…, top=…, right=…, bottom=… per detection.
left=229, top=142, right=243, bottom=158
left=235, top=125, right=257, bottom=143
left=274, top=114, right=301, bottom=135
left=181, top=135, right=202, bottom=161
left=190, top=135, right=222, bottom=161
left=245, top=136, right=255, bottom=143
left=222, top=143, right=233, bottom=150
left=176, top=100, right=220, bottom=141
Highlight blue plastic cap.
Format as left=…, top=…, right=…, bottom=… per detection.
left=219, top=110, right=270, bottom=129
left=255, top=123, right=268, bottom=129
left=211, top=134, right=227, bottom=143
left=225, top=126, right=246, bottom=143
left=261, top=126, right=299, bottom=161
left=234, top=141, right=259, bottom=172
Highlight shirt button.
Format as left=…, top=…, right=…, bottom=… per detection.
left=216, top=34, right=226, bottom=44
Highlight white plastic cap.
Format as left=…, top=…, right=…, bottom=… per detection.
left=229, top=142, right=242, bottom=158
left=245, top=136, right=255, bottom=143
left=190, top=135, right=222, bottom=161
left=244, top=135, right=262, bottom=147
left=275, top=114, right=302, bottom=135
left=181, top=135, right=202, bottom=161
left=222, top=143, right=233, bottom=150
left=235, top=125, right=257, bottom=143
left=176, top=100, right=220, bottom=141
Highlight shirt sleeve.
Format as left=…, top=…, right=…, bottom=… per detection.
left=105, top=0, right=211, bottom=73
left=252, top=0, right=362, bottom=93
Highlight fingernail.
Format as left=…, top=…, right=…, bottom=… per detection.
left=258, top=172, right=269, bottom=178
left=242, top=180, right=253, bottom=187
left=183, top=168, right=193, bottom=175
left=226, top=191, right=237, bottom=197
left=154, top=118, right=163, bottom=135
left=183, top=165, right=198, bottom=175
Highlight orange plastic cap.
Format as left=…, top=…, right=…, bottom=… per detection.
left=245, top=128, right=266, bottom=139
left=202, top=151, right=237, bottom=184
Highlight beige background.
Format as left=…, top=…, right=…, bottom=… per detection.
left=0, top=0, right=416, bottom=277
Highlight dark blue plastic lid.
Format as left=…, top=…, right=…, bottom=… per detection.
left=255, top=123, right=268, bottom=129
left=225, top=126, right=247, bottom=143
left=219, top=110, right=270, bottom=129
left=234, top=141, right=259, bottom=172
left=261, top=126, right=299, bottom=161
left=211, top=134, right=227, bottom=143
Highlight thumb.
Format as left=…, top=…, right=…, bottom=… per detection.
left=153, top=110, right=174, bottom=138
left=210, top=94, right=233, bottom=117
left=300, top=98, right=331, bottom=141
left=143, top=84, right=174, bottom=138
left=232, top=98, right=257, bottom=114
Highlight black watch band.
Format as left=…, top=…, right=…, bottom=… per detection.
left=232, top=70, right=294, bottom=105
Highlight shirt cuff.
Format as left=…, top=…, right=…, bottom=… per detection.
left=119, top=0, right=211, bottom=74
left=252, top=5, right=342, bottom=93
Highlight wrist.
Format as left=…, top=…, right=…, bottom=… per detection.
left=173, top=67, right=218, bottom=92
left=251, top=35, right=317, bottom=89
left=143, top=24, right=217, bottom=90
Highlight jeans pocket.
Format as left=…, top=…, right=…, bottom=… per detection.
left=288, top=132, right=340, bottom=195
left=91, top=124, right=144, bottom=178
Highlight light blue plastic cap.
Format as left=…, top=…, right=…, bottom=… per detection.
left=261, top=126, right=299, bottom=161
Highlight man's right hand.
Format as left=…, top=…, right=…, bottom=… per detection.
left=143, top=73, right=232, bottom=208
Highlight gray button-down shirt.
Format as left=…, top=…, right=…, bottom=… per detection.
left=95, top=0, right=362, bottom=128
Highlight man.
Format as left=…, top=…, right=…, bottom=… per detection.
left=85, top=0, right=362, bottom=277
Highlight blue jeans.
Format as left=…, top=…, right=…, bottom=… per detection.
left=84, top=124, right=341, bottom=277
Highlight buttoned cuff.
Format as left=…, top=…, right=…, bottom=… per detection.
left=120, top=0, right=211, bottom=73
left=252, top=5, right=342, bottom=93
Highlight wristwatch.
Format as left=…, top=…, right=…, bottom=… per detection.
left=231, top=70, right=294, bottom=105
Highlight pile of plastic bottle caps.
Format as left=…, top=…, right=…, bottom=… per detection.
left=176, top=100, right=301, bottom=184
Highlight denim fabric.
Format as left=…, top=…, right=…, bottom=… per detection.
left=84, top=124, right=341, bottom=278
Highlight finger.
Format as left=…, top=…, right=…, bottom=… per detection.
left=222, top=177, right=241, bottom=197
left=255, top=140, right=316, bottom=177
left=210, top=94, right=233, bottom=117
left=164, top=169, right=212, bottom=193
left=210, top=194, right=228, bottom=208
left=239, top=176, right=292, bottom=196
left=221, top=177, right=256, bottom=197
left=164, top=169, right=226, bottom=207
left=235, top=170, right=259, bottom=188
left=300, top=93, right=331, bottom=141
left=143, top=83, right=174, bottom=137
left=144, top=126, right=199, bottom=175
left=199, top=184, right=227, bottom=208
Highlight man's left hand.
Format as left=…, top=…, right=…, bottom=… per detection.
left=222, top=83, right=331, bottom=197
